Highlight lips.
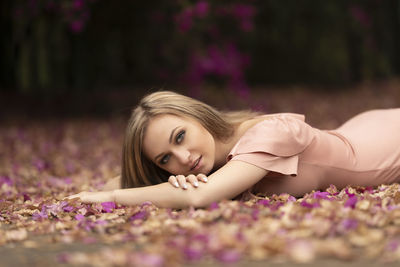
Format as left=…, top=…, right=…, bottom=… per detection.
left=190, top=156, right=202, bottom=171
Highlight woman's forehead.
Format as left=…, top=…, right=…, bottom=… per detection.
left=142, top=114, right=186, bottom=158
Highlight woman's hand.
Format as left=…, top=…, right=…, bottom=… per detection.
left=168, top=174, right=208, bottom=189
left=66, top=191, right=114, bottom=204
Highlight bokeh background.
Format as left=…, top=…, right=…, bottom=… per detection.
left=1, top=0, right=400, bottom=119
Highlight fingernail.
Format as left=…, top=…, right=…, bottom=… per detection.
left=183, top=184, right=188, bottom=189
left=194, top=181, right=199, bottom=187
left=203, top=177, right=208, bottom=182
left=174, top=182, right=179, bottom=188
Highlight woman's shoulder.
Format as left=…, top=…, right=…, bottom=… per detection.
left=232, top=112, right=314, bottom=157
left=253, top=112, right=306, bottom=122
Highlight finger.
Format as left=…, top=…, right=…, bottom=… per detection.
left=168, top=175, right=180, bottom=188
left=176, top=175, right=188, bottom=189
left=197, top=173, right=208, bottom=183
left=186, top=174, right=199, bottom=188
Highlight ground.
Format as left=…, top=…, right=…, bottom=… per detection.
left=1, top=80, right=400, bottom=267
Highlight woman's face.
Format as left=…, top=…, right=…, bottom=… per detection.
left=143, top=114, right=216, bottom=176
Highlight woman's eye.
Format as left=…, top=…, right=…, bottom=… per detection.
left=176, top=130, right=185, bottom=144
left=160, top=154, right=170, bottom=165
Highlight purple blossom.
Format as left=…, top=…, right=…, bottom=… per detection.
left=215, top=249, right=241, bottom=263
left=0, top=176, right=13, bottom=186
left=270, top=202, right=284, bottom=211
left=300, top=200, right=321, bottom=208
left=136, top=253, right=164, bottom=267
left=192, top=233, right=209, bottom=243
left=251, top=209, right=259, bottom=220
left=73, top=0, right=85, bottom=10
left=175, top=8, right=194, bottom=32
left=208, top=202, right=219, bottom=210
left=386, top=239, right=400, bottom=252
left=130, top=210, right=147, bottom=221
left=344, top=195, right=358, bottom=209
left=312, top=191, right=331, bottom=200
left=349, top=5, right=371, bottom=28
left=140, top=201, right=153, bottom=208
left=194, top=1, right=209, bottom=18
left=23, top=193, right=31, bottom=202
left=257, top=199, right=270, bottom=206
left=33, top=159, right=47, bottom=171
left=32, top=206, right=48, bottom=221
left=69, top=20, right=84, bottom=33
left=63, top=205, right=74, bottom=212
left=340, top=218, right=358, bottom=230
left=75, top=214, right=85, bottom=221
left=184, top=247, right=204, bottom=261
left=240, top=19, right=254, bottom=32
left=101, top=202, right=116, bottom=213
left=232, top=4, right=256, bottom=19
left=57, top=252, right=70, bottom=263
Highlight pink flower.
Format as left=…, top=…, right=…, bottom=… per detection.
left=101, top=201, right=116, bottom=213
left=69, top=20, right=84, bottom=33
left=257, top=199, right=270, bottom=206
left=184, top=247, right=204, bottom=261
left=340, top=218, right=358, bottom=230
left=73, top=0, right=85, bottom=10
left=300, top=200, right=321, bottom=208
left=135, top=253, right=164, bottom=267
left=175, top=8, right=194, bottom=32
left=349, top=5, right=371, bottom=28
left=130, top=210, right=147, bottom=221
left=344, top=195, right=358, bottom=209
left=194, top=1, right=209, bottom=18
left=75, top=214, right=85, bottom=221
left=32, top=206, right=48, bottom=221
left=232, top=4, right=256, bottom=19
left=215, top=249, right=241, bottom=263
left=208, top=202, right=219, bottom=210
left=312, top=191, right=331, bottom=200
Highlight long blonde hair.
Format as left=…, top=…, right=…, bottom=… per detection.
left=121, top=91, right=260, bottom=188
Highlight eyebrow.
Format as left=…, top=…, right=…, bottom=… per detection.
left=154, top=126, right=180, bottom=161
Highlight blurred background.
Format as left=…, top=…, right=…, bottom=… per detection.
left=1, top=0, right=400, bottom=121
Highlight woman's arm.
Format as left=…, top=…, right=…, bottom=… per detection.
left=68, top=161, right=268, bottom=209
left=101, top=176, right=121, bottom=191
left=189, top=160, right=268, bottom=207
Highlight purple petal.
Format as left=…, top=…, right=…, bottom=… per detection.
left=300, top=200, right=320, bottom=208
left=137, top=253, right=164, bottom=267
left=130, top=210, right=147, bottom=221
left=184, top=247, right=203, bottom=261
left=312, top=191, right=331, bottom=200
left=340, top=218, right=358, bottom=230
left=215, top=250, right=241, bottom=263
left=75, top=214, right=85, bottom=221
left=257, top=199, right=270, bottom=206
left=101, top=202, right=116, bottom=213
left=209, top=202, right=219, bottom=210
left=344, top=195, right=358, bottom=209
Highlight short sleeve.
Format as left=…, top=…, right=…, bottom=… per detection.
left=227, top=113, right=315, bottom=176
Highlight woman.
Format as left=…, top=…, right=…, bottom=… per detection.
left=67, top=91, right=400, bottom=208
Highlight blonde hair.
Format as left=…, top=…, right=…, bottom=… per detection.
left=121, top=91, right=260, bottom=188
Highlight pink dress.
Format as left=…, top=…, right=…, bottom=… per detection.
left=227, top=109, right=400, bottom=197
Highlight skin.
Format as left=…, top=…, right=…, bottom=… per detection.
left=143, top=114, right=218, bottom=189
left=67, top=114, right=270, bottom=208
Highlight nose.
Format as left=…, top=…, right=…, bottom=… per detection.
left=173, top=148, right=191, bottom=165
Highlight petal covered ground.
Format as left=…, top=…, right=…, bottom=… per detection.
left=1, top=83, right=400, bottom=266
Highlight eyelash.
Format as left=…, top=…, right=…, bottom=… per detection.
left=159, top=130, right=185, bottom=165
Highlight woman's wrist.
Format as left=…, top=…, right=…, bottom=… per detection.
left=111, top=189, right=118, bottom=203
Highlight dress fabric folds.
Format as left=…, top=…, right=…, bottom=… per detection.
left=227, top=109, right=400, bottom=197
